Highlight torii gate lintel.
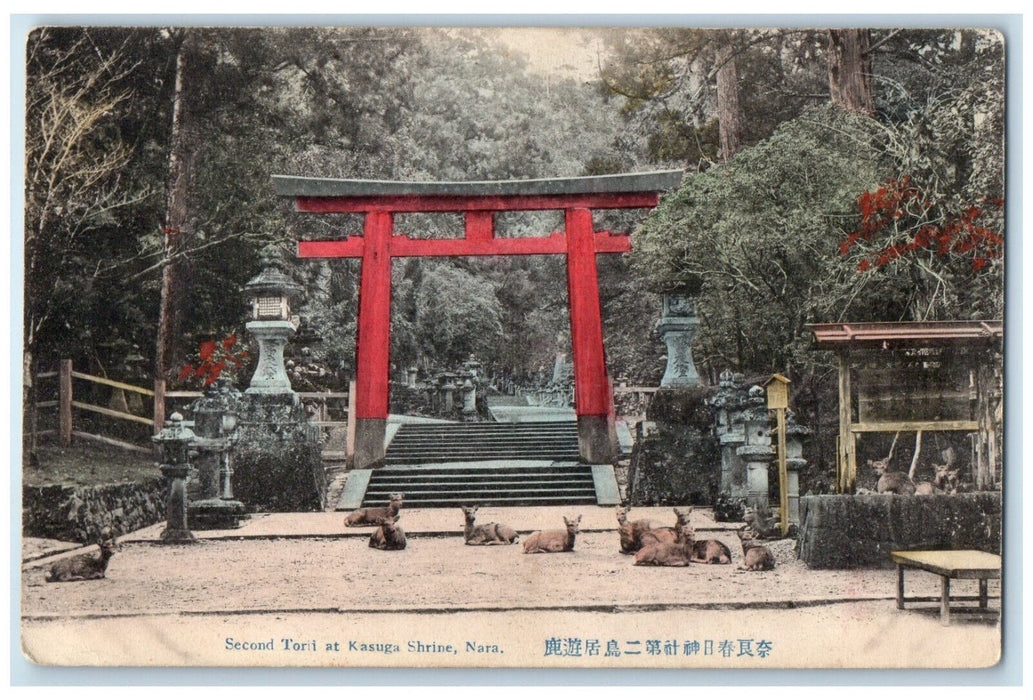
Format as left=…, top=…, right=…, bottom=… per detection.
left=274, top=171, right=683, bottom=468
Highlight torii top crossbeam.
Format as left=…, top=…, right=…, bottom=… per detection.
left=274, top=170, right=682, bottom=467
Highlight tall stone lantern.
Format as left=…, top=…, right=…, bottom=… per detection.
left=153, top=412, right=197, bottom=543
left=657, top=291, right=701, bottom=387
left=244, top=246, right=303, bottom=396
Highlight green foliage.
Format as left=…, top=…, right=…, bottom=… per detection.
left=633, top=105, right=886, bottom=375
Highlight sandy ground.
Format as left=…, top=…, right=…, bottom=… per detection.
left=20, top=511, right=1001, bottom=668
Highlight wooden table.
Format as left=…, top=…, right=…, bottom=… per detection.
left=889, top=549, right=1001, bottom=625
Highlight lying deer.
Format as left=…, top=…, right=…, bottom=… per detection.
left=691, top=535, right=733, bottom=565
left=637, top=506, right=694, bottom=547
left=634, top=521, right=695, bottom=567
left=368, top=516, right=407, bottom=551
left=523, top=515, right=581, bottom=554
left=46, top=533, right=119, bottom=582
left=869, top=458, right=916, bottom=495
left=946, top=469, right=975, bottom=494
left=461, top=506, right=518, bottom=545
left=736, top=526, right=775, bottom=571
left=615, top=506, right=662, bottom=554
left=344, top=493, right=404, bottom=527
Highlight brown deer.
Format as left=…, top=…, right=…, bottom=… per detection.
left=869, top=458, right=916, bottom=495
left=931, top=462, right=953, bottom=491
left=368, top=516, right=407, bottom=550
left=634, top=521, right=695, bottom=567
left=946, top=469, right=975, bottom=494
left=523, top=515, right=581, bottom=553
left=691, top=536, right=733, bottom=565
left=743, top=505, right=781, bottom=539
left=344, top=493, right=403, bottom=527
left=461, top=506, right=518, bottom=545
left=46, top=533, right=119, bottom=582
left=736, top=526, right=776, bottom=571
left=637, top=506, right=693, bottom=547
left=615, top=506, right=662, bottom=554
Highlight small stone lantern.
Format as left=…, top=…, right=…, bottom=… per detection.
left=153, top=412, right=197, bottom=543
left=244, top=245, right=303, bottom=396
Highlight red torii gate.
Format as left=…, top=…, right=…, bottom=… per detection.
left=273, top=170, right=682, bottom=469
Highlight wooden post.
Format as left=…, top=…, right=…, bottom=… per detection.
left=765, top=374, right=790, bottom=537
left=59, top=359, right=73, bottom=446
left=837, top=352, right=856, bottom=493
left=153, top=379, right=166, bottom=435
left=776, top=407, right=789, bottom=536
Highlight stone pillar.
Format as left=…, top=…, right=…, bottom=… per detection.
left=657, top=292, right=701, bottom=387
left=784, top=412, right=811, bottom=527
left=461, top=377, right=477, bottom=419
left=738, top=445, right=774, bottom=511
left=786, top=459, right=804, bottom=526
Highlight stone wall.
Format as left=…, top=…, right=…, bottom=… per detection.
left=23, top=478, right=167, bottom=543
left=797, top=492, right=1002, bottom=569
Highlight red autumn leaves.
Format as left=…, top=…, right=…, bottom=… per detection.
left=177, top=334, right=248, bottom=387
left=840, top=176, right=1003, bottom=273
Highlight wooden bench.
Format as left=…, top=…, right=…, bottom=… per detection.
left=890, top=549, right=1001, bottom=625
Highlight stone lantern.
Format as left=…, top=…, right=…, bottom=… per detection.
left=153, top=412, right=197, bottom=543
left=186, top=381, right=247, bottom=529
left=243, top=245, right=303, bottom=396
left=710, top=372, right=776, bottom=516
left=657, top=291, right=701, bottom=387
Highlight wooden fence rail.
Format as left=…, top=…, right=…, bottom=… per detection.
left=33, top=360, right=354, bottom=455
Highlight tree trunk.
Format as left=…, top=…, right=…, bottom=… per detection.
left=156, top=31, right=200, bottom=380
left=827, top=29, right=876, bottom=116
left=716, top=41, right=745, bottom=161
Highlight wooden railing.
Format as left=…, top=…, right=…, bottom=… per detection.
left=31, top=360, right=351, bottom=456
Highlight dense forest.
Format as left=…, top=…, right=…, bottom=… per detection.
left=23, top=25, right=1004, bottom=421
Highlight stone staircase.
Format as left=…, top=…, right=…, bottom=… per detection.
left=335, top=421, right=620, bottom=509
left=384, top=421, right=579, bottom=465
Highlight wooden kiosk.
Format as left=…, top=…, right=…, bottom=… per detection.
left=809, top=321, right=1003, bottom=494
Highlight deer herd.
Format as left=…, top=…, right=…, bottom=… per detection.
left=46, top=453, right=974, bottom=584
left=341, top=493, right=778, bottom=570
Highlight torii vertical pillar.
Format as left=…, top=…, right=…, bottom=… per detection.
left=352, top=211, right=393, bottom=468
left=565, top=208, right=613, bottom=462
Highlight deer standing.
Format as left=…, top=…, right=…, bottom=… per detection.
left=345, top=493, right=404, bottom=527
left=461, top=506, right=518, bottom=545
left=46, top=533, right=119, bottom=582
left=523, top=515, right=581, bottom=554
left=368, top=516, right=407, bottom=550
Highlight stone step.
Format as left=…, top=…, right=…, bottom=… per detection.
left=362, top=494, right=600, bottom=507
left=367, top=474, right=595, bottom=485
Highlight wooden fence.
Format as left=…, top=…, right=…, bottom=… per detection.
left=29, top=359, right=351, bottom=456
